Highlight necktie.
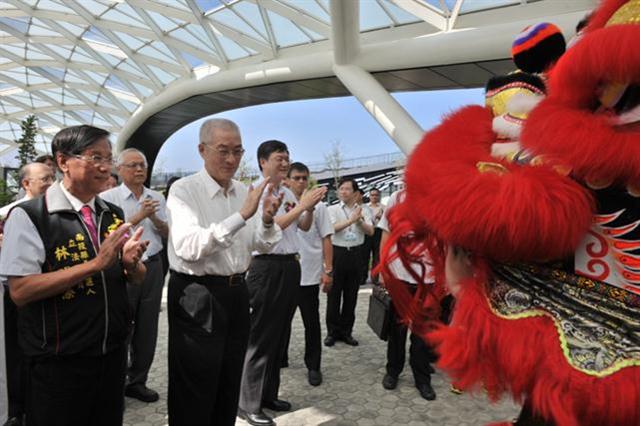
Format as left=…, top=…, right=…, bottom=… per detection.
left=80, top=205, right=99, bottom=248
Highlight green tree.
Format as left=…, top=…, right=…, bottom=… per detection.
left=15, top=114, right=39, bottom=167
left=0, top=178, right=13, bottom=208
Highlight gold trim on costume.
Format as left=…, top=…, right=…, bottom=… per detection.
left=486, top=264, right=640, bottom=377
left=606, top=0, right=640, bottom=27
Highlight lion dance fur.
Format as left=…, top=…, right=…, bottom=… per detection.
left=380, top=1, right=640, bottom=425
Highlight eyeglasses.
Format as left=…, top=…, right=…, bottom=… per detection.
left=72, top=154, right=115, bottom=166
left=122, top=162, right=147, bottom=169
left=290, top=176, right=308, bottom=181
left=203, top=144, right=245, bottom=159
left=29, top=175, right=54, bottom=184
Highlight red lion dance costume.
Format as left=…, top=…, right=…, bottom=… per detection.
left=381, top=1, right=640, bottom=425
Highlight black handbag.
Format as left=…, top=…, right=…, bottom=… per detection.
left=367, top=285, right=392, bottom=341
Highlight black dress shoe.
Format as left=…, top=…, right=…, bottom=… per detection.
left=4, top=416, right=24, bottom=426
left=324, top=335, right=336, bottom=347
left=341, top=335, right=359, bottom=346
left=308, top=370, right=322, bottom=386
left=124, top=384, right=159, bottom=403
left=238, top=409, right=274, bottom=426
left=382, top=374, right=398, bottom=390
left=417, top=382, right=436, bottom=400
left=262, top=399, right=292, bottom=411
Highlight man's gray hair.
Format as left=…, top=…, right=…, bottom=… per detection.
left=117, top=147, right=148, bottom=167
left=18, top=164, right=31, bottom=188
left=199, top=118, right=240, bottom=145
left=18, top=163, right=47, bottom=189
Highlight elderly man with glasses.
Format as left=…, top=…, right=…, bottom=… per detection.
left=101, top=148, right=168, bottom=404
left=166, top=118, right=283, bottom=426
left=0, top=125, right=148, bottom=426
left=0, top=163, right=55, bottom=218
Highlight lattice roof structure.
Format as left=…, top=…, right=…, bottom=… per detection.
left=0, top=0, right=594, bottom=161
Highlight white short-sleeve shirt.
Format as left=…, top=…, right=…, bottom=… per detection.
left=328, top=202, right=373, bottom=247
left=100, top=184, right=168, bottom=258
left=298, top=202, right=333, bottom=286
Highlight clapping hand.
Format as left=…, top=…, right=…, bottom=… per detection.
left=122, top=227, right=149, bottom=270
left=300, top=186, right=327, bottom=211
left=349, top=206, right=363, bottom=223
left=240, top=178, right=271, bottom=220
left=93, top=223, right=132, bottom=271
left=140, top=198, right=160, bottom=219
left=262, top=184, right=284, bottom=225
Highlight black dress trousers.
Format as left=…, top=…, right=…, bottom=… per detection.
left=282, top=284, right=322, bottom=371
left=385, top=284, right=437, bottom=385
left=26, top=345, right=127, bottom=426
left=326, top=246, right=361, bottom=338
left=239, top=256, right=300, bottom=414
left=167, top=271, right=250, bottom=426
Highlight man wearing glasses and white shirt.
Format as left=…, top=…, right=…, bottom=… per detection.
left=325, top=178, right=374, bottom=347
left=282, top=162, right=333, bottom=387
left=166, top=119, right=283, bottom=426
left=100, top=148, right=168, bottom=403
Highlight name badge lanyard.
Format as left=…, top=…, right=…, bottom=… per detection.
left=341, top=204, right=358, bottom=242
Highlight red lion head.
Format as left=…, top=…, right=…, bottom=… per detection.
left=522, top=0, right=640, bottom=188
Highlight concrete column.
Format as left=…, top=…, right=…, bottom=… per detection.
left=330, top=0, right=423, bottom=155
left=333, top=64, right=423, bottom=155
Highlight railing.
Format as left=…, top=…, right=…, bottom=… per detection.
left=150, top=151, right=406, bottom=188
left=306, top=151, right=405, bottom=173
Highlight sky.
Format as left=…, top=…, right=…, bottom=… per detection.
left=153, top=88, right=484, bottom=176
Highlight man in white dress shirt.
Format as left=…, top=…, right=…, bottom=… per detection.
left=166, top=119, right=282, bottom=426
left=101, top=148, right=168, bottom=403
left=238, top=141, right=326, bottom=426
left=325, top=178, right=374, bottom=347
left=283, top=162, right=333, bottom=387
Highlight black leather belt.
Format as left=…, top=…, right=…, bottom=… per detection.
left=254, top=253, right=299, bottom=261
left=171, top=270, right=246, bottom=287
left=333, top=245, right=359, bottom=252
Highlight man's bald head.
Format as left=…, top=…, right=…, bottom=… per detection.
left=20, top=162, right=54, bottom=198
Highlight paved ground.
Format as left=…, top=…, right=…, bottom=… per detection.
left=124, top=285, right=520, bottom=425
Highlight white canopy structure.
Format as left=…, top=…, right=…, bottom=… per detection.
left=0, top=0, right=595, bottom=164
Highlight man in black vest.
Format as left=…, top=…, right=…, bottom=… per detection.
left=0, top=125, right=148, bottom=426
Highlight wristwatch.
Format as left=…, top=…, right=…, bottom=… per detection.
left=324, top=269, right=333, bottom=277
